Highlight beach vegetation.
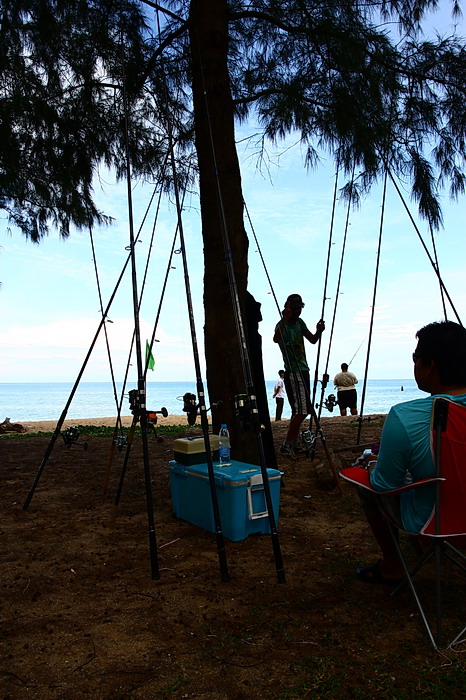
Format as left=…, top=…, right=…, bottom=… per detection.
left=0, top=423, right=189, bottom=440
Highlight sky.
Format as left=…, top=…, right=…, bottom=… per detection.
left=1, top=3, right=465, bottom=387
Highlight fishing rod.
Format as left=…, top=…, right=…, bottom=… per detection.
left=193, top=24, right=285, bottom=583
left=119, top=39, right=159, bottom=580
left=156, top=7, right=230, bottom=582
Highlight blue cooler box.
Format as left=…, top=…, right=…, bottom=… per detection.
left=169, top=459, right=282, bottom=542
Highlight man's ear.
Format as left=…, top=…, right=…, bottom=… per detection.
left=424, top=359, right=438, bottom=381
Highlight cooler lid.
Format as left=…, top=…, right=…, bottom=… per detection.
left=169, top=459, right=282, bottom=486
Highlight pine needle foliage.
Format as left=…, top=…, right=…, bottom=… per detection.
left=1, top=0, right=466, bottom=239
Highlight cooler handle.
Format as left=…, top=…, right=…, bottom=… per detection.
left=247, top=473, right=268, bottom=520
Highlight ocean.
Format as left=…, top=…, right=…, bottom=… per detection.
left=1, top=379, right=424, bottom=423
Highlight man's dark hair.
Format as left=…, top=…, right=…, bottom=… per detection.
left=341, top=363, right=349, bottom=371
left=285, top=294, right=304, bottom=309
left=416, top=321, right=466, bottom=385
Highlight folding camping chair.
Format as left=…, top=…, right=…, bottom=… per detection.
left=340, top=397, right=466, bottom=649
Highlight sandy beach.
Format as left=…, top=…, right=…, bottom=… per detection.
left=17, top=413, right=211, bottom=433
left=3, top=412, right=460, bottom=698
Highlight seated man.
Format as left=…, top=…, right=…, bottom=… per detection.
left=356, top=320, right=466, bottom=585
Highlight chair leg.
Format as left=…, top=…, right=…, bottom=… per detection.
left=443, top=541, right=466, bottom=573
left=388, top=529, right=466, bottom=649
left=387, top=523, right=438, bottom=648
left=434, top=541, right=442, bottom=648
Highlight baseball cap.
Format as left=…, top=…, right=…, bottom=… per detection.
left=285, top=294, right=305, bottom=308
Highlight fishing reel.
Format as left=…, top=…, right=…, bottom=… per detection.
left=182, top=392, right=198, bottom=426
left=301, top=429, right=317, bottom=454
left=113, top=434, right=128, bottom=451
left=128, top=389, right=140, bottom=417
left=61, top=426, right=88, bottom=450
left=315, top=393, right=337, bottom=413
left=324, top=393, right=337, bottom=413
left=128, top=389, right=168, bottom=441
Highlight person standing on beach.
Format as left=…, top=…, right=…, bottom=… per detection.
left=272, top=370, right=286, bottom=421
left=334, top=363, right=358, bottom=416
left=273, top=294, right=325, bottom=459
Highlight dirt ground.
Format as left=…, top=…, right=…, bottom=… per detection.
left=1, top=416, right=465, bottom=699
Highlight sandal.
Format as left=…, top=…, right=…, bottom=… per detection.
left=356, top=559, right=403, bottom=586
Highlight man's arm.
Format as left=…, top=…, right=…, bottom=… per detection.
left=273, top=307, right=293, bottom=343
left=370, top=410, right=411, bottom=491
left=273, top=321, right=286, bottom=344
left=303, top=319, right=325, bottom=344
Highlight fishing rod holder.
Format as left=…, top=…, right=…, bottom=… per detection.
left=61, top=426, right=88, bottom=450
left=234, top=393, right=254, bottom=430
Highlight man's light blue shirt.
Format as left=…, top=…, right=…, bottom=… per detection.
left=370, top=392, right=466, bottom=533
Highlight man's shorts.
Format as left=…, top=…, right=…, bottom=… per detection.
left=358, top=487, right=404, bottom=529
left=337, top=389, right=357, bottom=410
left=284, top=370, right=312, bottom=416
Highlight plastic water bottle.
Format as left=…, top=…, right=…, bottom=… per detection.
left=218, top=424, right=231, bottom=464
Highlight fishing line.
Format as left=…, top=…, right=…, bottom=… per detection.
left=243, top=193, right=341, bottom=492
left=315, top=162, right=356, bottom=423
left=103, top=187, right=180, bottom=497
left=243, top=199, right=282, bottom=316
left=310, top=162, right=340, bottom=416
left=24, top=125, right=170, bottom=519
left=388, top=172, right=462, bottom=325
left=357, top=168, right=389, bottom=444
left=428, top=222, right=447, bottom=321
left=89, top=226, right=124, bottom=434
left=23, top=221, right=146, bottom=510
left=348, top=337, right=367, bottom=367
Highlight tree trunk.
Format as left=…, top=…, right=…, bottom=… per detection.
left=189, top=0, right=261, bottom=464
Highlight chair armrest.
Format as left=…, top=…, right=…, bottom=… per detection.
left=339, top=466, right=444, bottom=494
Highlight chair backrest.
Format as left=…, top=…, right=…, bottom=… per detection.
left=421, top=398, right=466, bottom=537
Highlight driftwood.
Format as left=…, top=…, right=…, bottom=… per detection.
left=0, top=417, right=27, bottom=434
